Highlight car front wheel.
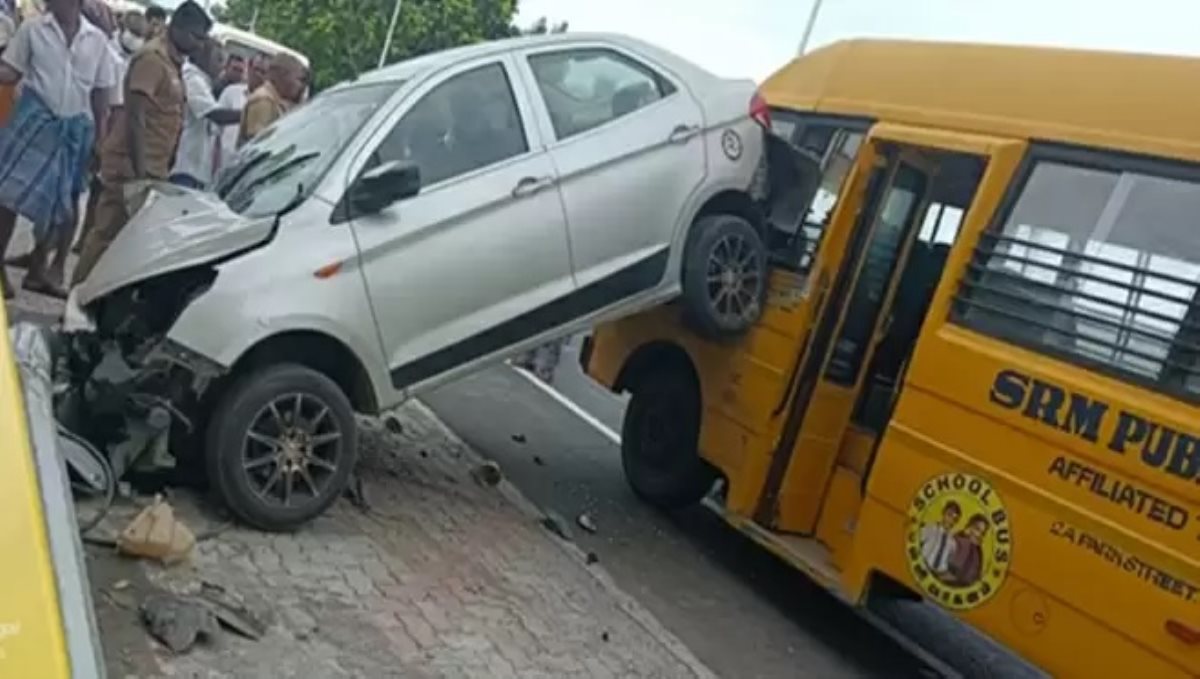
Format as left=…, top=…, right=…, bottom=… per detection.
left=206, top=364, right=358, bottom=531
left=681, top=214, right=768, bottom=339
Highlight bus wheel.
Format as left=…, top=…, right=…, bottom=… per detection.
left=682, top=214, right=767, bottom=339
left=621, top=367, right=714, bottom=509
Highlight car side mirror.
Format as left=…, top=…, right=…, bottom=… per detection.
left=349, top=160, right=421, bottom=216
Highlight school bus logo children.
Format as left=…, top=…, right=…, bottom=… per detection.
left=905, top=473, right=1013, bottom=610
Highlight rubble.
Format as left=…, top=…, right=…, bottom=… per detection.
left=577, top=512, right=598, bottom=534
left=540, top=511, right=573, bottom=541
left=469, top=460, right=503, bottom=487
left=140, top=593, right=220, bottom=654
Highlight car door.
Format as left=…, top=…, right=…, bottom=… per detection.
left=516, top=44, right=707, bottom=292
left=349, top=55, right=574, bottom=391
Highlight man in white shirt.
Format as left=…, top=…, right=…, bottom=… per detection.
left=170, top=38, right=240, bottom=189
left=0, top=0, right=113, bottom=298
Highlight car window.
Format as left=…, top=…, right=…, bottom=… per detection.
left=371, top=63, right=528, bottom=189
left=528, top=48, right=676, bottom=140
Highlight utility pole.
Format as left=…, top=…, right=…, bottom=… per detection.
left=379, top=0, right=402, bottom=68
left=797, top=0, right=825, bottom=55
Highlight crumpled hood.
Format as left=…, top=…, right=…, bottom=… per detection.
left=75, top=182, right=276, bottom=307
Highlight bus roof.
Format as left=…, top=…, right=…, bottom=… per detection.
left=761, top=39, right=1200, bottom=164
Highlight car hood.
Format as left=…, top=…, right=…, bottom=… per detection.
left=75, top=182, right=276, bottom=307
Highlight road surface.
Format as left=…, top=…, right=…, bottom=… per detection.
left=425, top=337, right=932, bottom=679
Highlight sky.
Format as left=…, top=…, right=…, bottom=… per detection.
left=515, top=0, right=1200, bottom=82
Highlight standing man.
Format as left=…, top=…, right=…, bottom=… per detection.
left=170, top=38, right=240, bottom=189
left=72, top=0, right=210, bottom=285
left=237, top=52, right=303, bottom=147
left=0, top=0, right=114, bottom=298
left=144, top=4, right=165, bottom=39
left=212, top=54, right=249, bottom=175
left=212, top=51, right=243, bottom=98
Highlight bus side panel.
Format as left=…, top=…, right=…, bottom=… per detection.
left=851, top=488, right=1193, bottom=679
left=851, top=360, right=1200, bottom=675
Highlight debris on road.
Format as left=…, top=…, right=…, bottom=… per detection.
left=532, top=455, right=546, bottom=466
left=576, top=512, right=598, bottom=534
left=470, top=460, right=503, bottom=487
left=198, top=581, right=268, bottom=641
left=585, top=552, right=600, bottom=565
left=383, top=416, right=404, bottom=435
left=140, top=593, right=220, bottom=654
left=117, top=497, right=195, bottom=564
left=540, top=511, right=573, bottom=541
left=511, top=433, right=526, bottom=444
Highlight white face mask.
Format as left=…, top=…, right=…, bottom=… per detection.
left=119, top=29, right=143, bottom=55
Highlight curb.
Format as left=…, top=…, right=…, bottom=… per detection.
left=406, top=399, right=720, bottom=679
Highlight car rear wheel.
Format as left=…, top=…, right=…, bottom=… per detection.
left=682, top=214, right=768, bottom=339
left=205, top=363, right=358, bottom=531
left=621, top=367, right=715, bottom=509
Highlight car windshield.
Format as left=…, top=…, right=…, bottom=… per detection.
left=215, top=83, right=399, bottom=218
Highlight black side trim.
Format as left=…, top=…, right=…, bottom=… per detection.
left=390, top=249, right=669, bottom=389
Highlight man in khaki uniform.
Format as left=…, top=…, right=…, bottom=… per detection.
left=236, top=52, right=304, bottom=147
left=73, top=0, right=210, bottom=285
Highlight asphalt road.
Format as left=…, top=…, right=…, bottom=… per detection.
left=425, top=337, right=932, bottom=679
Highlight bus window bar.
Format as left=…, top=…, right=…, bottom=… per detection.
left=979, top=231, right=1200, bottom=290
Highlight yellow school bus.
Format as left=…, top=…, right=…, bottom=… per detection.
left=584, top=40, right=1200, bottom=677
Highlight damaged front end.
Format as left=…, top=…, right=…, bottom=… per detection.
left=55, top=183, right=275, bottom=484
left=56, top=268, right=225, bottom=482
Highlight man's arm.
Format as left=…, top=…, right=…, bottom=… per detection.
left=0, top=20, right=29, bottom=85
left=126, top=91, right=148, bottom=178
left=89, top=87, right=108, bottom=142
left=205, top=108, right=241, bottom=126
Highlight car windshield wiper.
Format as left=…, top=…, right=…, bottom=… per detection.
left=215, top=148, right=271, bottom=198
left=224, top=152, right=319, bottom=212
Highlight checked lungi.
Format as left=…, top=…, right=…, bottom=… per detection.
left=0, top=88, right=93, bottom=239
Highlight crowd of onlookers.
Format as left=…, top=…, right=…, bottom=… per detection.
left=0, top=0, right=308, bottom=299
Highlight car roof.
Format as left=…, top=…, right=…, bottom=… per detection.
left=353, top=32, right=720, bottom=87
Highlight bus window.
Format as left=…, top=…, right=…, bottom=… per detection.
left=953, top=148, right=1200, bottom=399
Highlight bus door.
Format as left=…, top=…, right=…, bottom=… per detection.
left=755, top=124, right=1021, bottom=534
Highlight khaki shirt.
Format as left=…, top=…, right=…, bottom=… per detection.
left=100, top=37, right=183, bottom=182
left=237, top=81, right=289, bottom=147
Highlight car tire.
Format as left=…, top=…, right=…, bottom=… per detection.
left=205, top=363, right=358, bottom=531
left=621, top=367, right=715, bottom=509
left=682, top=214, right=768, bottom=339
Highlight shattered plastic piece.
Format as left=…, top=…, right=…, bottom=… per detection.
left=140, top=593, right=219, bottom=653
left=511, top=433, right=526, bottom=444
left=117, top=497, right=196, bottom=564
left=577, top=512, right=598, bottom=534
left=532, top=455, right=546, bottom=466
left=383, top=416, right=403, bottom=435
left=470, top=461, right=502, bottom=488
left=585, top=552, right=599, bottom=565
left=540, top=511, right=573, bottom=542
left=199, top=582, right=268, bottom=641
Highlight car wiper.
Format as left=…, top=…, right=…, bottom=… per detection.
left=215, top=148, right=271, bottom=198
left=224, top=152, right=319, bottom=211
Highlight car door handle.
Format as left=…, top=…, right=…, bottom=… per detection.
left=668, top=124, right=701, bottom=144
left=512, top=175, right=555, bottom=198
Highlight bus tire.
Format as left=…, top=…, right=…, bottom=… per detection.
left=621, top=367, right=714, bottom=509
left=682, top=214, right=768, bottom=339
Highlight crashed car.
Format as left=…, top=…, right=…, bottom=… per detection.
left=61, top=32, right=808, bottom=531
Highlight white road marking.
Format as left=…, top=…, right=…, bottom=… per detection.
left=508, top=365, right=623, bottom=445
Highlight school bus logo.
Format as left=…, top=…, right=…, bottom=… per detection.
left=905, top=472, right=1012, bottom=611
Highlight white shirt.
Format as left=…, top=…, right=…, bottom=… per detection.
left=172, top=60, right=220, bottom=185
left=3, top=14, right=114, bottom=119
left=0, top=13, right=15, bottom=51
left=214, top=81, right=247, bottom=175
left=920, top=523, right=956, bottom=574
left=105, top=38, right=125, bottom=107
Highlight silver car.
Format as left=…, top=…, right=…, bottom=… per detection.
left=61, top=33, right=780, bottom=530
